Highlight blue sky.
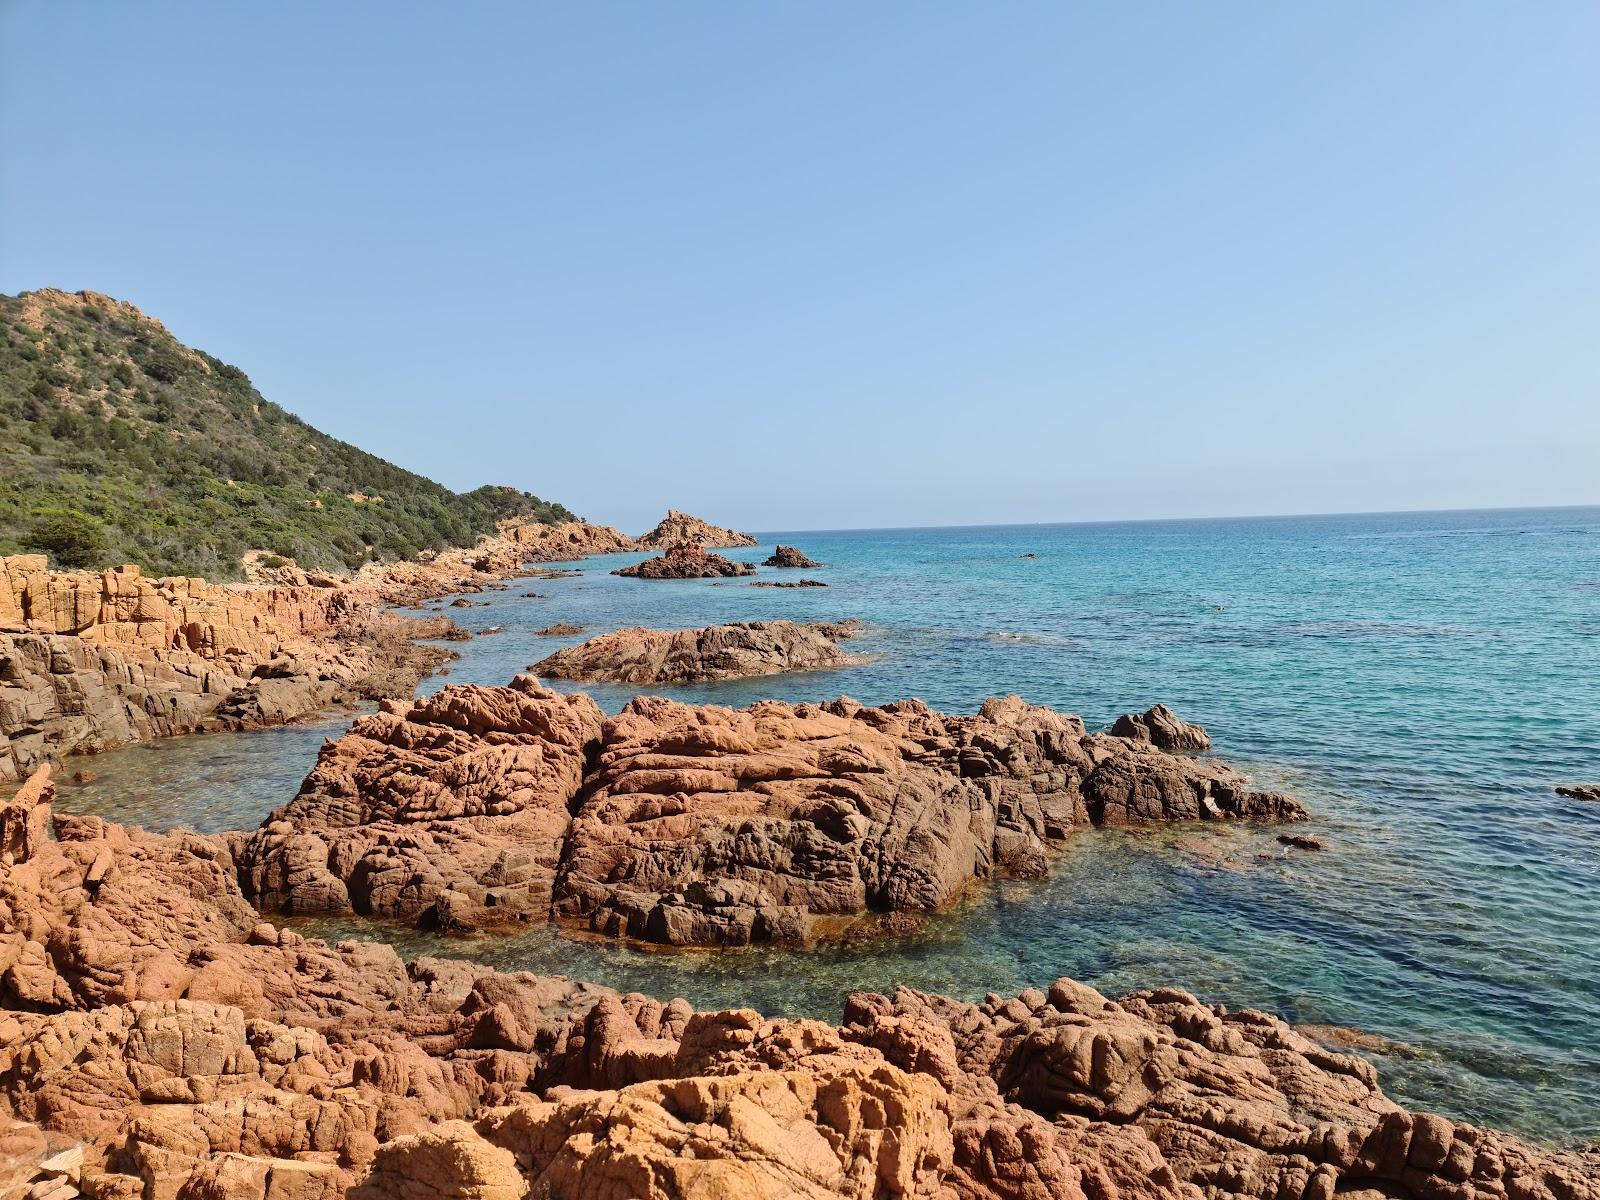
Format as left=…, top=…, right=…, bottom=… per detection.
left=3, top=3, right=1596, bottom=533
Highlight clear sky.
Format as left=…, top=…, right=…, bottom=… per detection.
left=2, top=3, right=1596, bottom=534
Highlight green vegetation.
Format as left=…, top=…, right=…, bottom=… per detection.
left=0, top=290, right=573, bottom=579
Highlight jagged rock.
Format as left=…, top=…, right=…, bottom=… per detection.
left=231, top=686, right=1298, bottom=944
left=762, top=545, right=824, bottom=568
left=612, top=545, right=757, bottom=579
left=0, top=555, right=480, bottom=782
left=532, top=620, right=862, bottom=684
left=533, top=624, right=585, bottom=637
left=1555, top=784, right=1599, bottom=802
left=555, top=694, right=1303, bottom=946
left=234, top=680, right=606, bottom=930
left=636, top=511, right=757, bottom=550
left=0, top=768, right=1592, bottom=1200
left=1109, top=703, right=1211, bottom=752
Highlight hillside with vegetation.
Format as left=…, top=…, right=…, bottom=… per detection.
left=0, top=289, right=572, bottom=580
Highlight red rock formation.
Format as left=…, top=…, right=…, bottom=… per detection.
left=0, top=554, right=463, bottom=782
left=636, top=510, right=758, bottom=550
left=0, top=513, right=638, bottom=780
left=613, top=544, right=758, bottom=579
left=532, top=620, right=862, bottom=684
left=236, top=679, right=605, bottom=930
left=235, top=684, right=1301, bottom=944
left=557, top=693, right=1301, bottom=946
left=0, top=766, right=1593, bottom=1200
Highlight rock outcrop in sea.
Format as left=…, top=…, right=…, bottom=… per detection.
left=763, top=544, right=823, bottom=568
left=2, top=766, right=1594, bottom=1200
left=636, top=510, right=758, bottom=550
left=612, top=544, right=758, bottom=579
left=531, top=619, right=861, bottom=684
left=235, top=683, right=1303, bottom=943
left=1110, top=703, right=1212, bottom=753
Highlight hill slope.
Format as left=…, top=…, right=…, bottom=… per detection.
left=0, top=289, right=573, bottom=580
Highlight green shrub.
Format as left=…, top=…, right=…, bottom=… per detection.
left=25, top=509, right=109, bottom=569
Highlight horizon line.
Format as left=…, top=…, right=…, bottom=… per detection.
left=737, top=500, right=1600, bottom=539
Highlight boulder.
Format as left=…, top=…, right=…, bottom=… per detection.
left=762, top=545, right=823, bottom=568
left=1108, top=703, right=1211, bottom=752
left=234, top=679, right=605, bottom=930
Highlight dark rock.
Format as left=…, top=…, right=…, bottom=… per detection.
left=612, top=545, right=756, bottom=580
left=1278, top=833, right=1327, bottom=851
left=1109, top=703, right=1211, bottom=752
left=762, top=545, right=823, bottom=569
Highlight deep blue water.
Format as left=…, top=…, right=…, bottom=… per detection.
left=59, top=506, right=1600, bottom=1143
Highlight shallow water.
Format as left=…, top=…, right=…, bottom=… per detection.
left=58, top=507, right=1600, bottom=1144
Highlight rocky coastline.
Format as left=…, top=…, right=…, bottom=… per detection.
left=0, top=518, right=635, bottom=782
left=4, top=514, right=1596, bottom=1200
left=1, top=764, right=1595, bottom=1200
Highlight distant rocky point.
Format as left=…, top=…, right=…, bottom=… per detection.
left=636, top=509, right=757, bottom=550
left=612, top=544, right=756, bottom=579
left=531, top=619, right=862, bottom=684
left=763, top=544, right=823, bottom=568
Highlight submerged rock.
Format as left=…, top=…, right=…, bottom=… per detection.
left=532, top=620, right=861, bottom=684
left=612, top=545, right=757, bottom=579
left=236, top=686, right=1301, bottom=944
left=751, top=578, right=830, bottom=587
left=763, top=544, right=823, bottom=568
left=1555, top=784, right=1600, bottom=802
left=1278, top=832, right=1328, bottom=851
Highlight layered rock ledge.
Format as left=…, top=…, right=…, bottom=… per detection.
left=0, top=517, right=641, bottom=782
left=1, top=767, right=1594, bottom=1200
left=236, top=683, right=1304, bottom=945
left=531, top=619, right=862, bottom=684
left=613, top=544, right=758, bottom=579
left=636, top=509, right=757, bottom=550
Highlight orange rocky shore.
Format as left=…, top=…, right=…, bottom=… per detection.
left=2, top=760, right=1597, bottom=1199
left=0, top=519, right=633, bottom=783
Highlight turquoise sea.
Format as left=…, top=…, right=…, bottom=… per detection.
left=61, top=506, right=1600, bottom=1145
